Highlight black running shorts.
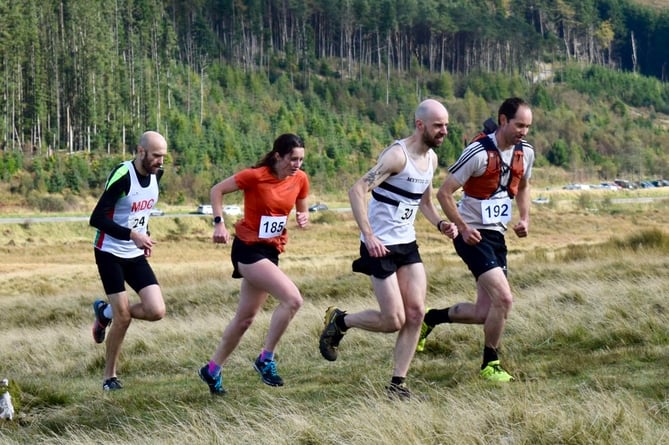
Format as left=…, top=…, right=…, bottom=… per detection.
left=230, top=236, right=280, bottom=279
left=352, top=240, right=422, bottom=279
left=94, top=248, right=158, bottom=295
left=453, top=229, right=508, bottom=279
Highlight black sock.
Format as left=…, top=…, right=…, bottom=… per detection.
left=391, top=376, right=405, bottom=386
left=424, top=307, right=451, bottom=326
left=335, top=314, right=348, bottom=332
left=482, top=346, right=499, bottom=369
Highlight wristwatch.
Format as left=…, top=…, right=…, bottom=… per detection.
left=213, top=216, right=222, bottom=224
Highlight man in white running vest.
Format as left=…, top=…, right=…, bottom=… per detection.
left=318, top=99, right=458, bottom=399
left=89, top=131, right=168, bottom=391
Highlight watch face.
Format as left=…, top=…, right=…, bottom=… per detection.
left=214, top=216, right=222, bottom=224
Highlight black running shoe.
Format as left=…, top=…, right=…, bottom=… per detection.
left=102, top=377, right=123, bottom=391
left=92, top=299, right=111, bottom=344
left=253, top=356, right=284, bottom=387
left=319, top=306, right=346, bottom=361
left=198, top=365, right=226, bottom=395
left=386, top=382, right=412, bottom=400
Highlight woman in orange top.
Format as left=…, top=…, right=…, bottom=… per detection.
left=198, top=133, right=310, bottom=394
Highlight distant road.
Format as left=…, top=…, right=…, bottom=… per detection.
left=0, top=213, right=194, bottom=224
left=609, top=197, right=661, bottom=204
left=0, top=215, right=91, bottom=224
left=0, top=208, right=353, bottom=224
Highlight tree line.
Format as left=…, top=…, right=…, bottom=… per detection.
left=0, top=0, right=668, bottom=207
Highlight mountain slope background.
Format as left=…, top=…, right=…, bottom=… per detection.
left=0, top=0, right=668, bottom=209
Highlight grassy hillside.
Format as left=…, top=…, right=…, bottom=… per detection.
left=1, top=188, right=668, bottom=444
left=634, top=0, right=669, bottom=10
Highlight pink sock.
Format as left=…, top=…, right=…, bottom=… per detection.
left=208, top=360, right=221, bottom=376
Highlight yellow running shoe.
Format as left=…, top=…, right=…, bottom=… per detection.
left=319, top=306, right=346, bottom=361
left=416, top=307, right=433, bottom=352
left=480, top=360, right=514, bottom=382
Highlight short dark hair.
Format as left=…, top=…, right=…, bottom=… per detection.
left=498, top=97, right=529, bottom=125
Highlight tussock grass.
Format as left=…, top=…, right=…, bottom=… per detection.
left=1, top=201, right=669, bottom=444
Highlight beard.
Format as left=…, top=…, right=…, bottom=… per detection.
left=142, top=157, right=159, bottom=174
left=423, top=132, right=444, bottom=148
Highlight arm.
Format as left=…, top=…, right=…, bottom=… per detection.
left=145, top=169, right=163, bottom=240
left=348, top=145, right=404, bottom=257
left=512, top=177, right=530, bottom=238
left=437, top=174, right=481, bottom=245
left=210, top=175, right=240, bottom=244
left=89, top=170, right=133, bottom=241
left=295, top=196, right=309, bottom=228
left=90, top=170, right=156, bottom=255
left=418, top=152, right=458, bottom=239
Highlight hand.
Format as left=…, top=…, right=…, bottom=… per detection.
left=513, top=220, right=529, bottom=238
left=461, top=226, right=482, bottom=245
left=439, top=221, right=458, bottom=239
left=131, top=230, right=155, bottom=251
left=213, top=226, right=230, bottom=244
left=295, top=211, right=308, bottom=228
left=363, top=234, right=390, bottom=258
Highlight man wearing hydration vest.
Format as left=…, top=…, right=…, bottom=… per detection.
left=417, top=97, right=535, bottom=382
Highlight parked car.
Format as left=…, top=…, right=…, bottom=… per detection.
left=599, top=182, right=620, bottom=191
left=308, top=203, right=328, bottom=212
left=197, top=204, right=213, bottom=215
left=532, top=196, right=550, bottom=204
left=149, top=208, right=164, bottom=216
left=223, top=205, right=242, bottom=216
left=563, top=183, right=590, bottom=190
left=614, top=179, right=635, bottom=189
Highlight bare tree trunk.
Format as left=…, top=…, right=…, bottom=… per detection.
left=200, top=64, right=205, bottom=125
left=67, top=105, right=72, bottom=153
left=631, top=31, right=638, bottom=73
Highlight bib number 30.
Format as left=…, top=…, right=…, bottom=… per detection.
left=480, top=197, right=512, bottom=224
left=394, top=202, right=418, bottom=225
left=259, top=215, right=287, bottom=239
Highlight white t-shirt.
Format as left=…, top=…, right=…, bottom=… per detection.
left=448, top=134, right=535, bottom=233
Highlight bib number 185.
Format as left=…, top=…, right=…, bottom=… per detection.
left=259, top=215, right=287, bottom=239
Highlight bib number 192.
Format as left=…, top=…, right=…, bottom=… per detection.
left=480, top=197, right=512, bottom=224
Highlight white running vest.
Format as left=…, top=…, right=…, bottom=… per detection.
left=95, top=161, right=159, bottom=258
left=365, top=141, right=434, bottom=245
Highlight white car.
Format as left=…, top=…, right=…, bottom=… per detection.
left=223, top=205, right=242, bottom=216
left=197, top=204, right=213, bottom=215
left=308, top=203, right=329, bottom=212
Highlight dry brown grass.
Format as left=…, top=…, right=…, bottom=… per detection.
left=1, top=191, right=668, bottom=444
left=633, top=0, right=669, bottom=11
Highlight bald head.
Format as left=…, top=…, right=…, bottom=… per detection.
left=414, top=99, right=449, bottom=149
left=139, top=131, right=167, bottom=152
left=415, top=99, right=448, bottom=125
left=136, top=131, right=167, bottom=175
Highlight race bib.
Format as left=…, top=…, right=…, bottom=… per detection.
left=480, top=197, right=512, bottom=224
left=258, top=215, right=287, bottom=239
left=129, top=214, right=148, bottom=231
left=394, top=201, right=418, bottom=225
